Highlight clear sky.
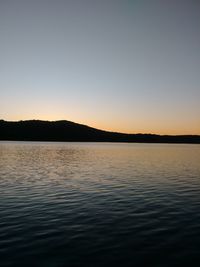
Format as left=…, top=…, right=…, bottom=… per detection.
left=0, top=0, right=199, bottom=134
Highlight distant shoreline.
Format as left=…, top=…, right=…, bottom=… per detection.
left=0, top=141, right=200, bottom=146
left=0, top=120, right=200, bottom=144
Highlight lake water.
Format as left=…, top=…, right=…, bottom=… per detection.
left=0, top=142, right=200, bottom=267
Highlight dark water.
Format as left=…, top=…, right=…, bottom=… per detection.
left=0, top=142, right=200, bottom=267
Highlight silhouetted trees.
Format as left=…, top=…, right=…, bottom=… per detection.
left=0, top=120, right=199, bottom=143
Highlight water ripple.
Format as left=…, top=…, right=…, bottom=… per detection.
left=0, top=142, right=200, bottom=266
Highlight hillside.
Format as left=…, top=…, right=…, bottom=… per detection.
left=0, top=120, right=200, bottom=143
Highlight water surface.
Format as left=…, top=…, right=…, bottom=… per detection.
left=0, top=142, right=200, bottom=266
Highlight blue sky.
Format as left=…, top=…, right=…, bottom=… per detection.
left=0, top=0, right=199, bottom=134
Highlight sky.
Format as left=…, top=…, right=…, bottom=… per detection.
left=0, top=0, right=199, bottom=135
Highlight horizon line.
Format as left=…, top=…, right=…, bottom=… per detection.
left=1, top=119, right=199, bottom=137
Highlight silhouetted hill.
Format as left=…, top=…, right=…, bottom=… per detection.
left=0, top=120, right=200, bottom=143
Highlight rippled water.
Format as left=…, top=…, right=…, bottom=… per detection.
left=0, top=142, right=200, bottom=267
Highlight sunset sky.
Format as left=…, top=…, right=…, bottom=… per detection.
left=0, top=0, right=199, bottom=135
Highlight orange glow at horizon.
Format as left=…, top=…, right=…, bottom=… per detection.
left=2, top=112, right=199, bottom=136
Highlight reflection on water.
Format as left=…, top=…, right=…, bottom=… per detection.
left=0, top=142, right=200, bottom=266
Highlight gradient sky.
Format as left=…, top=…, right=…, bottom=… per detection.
left=0, top=0, right=199, bottom=134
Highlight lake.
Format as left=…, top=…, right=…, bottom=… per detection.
left=0, top=142, right=200, bottom=267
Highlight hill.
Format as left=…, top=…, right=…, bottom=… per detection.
left=0, top=120, right=199, bottom=143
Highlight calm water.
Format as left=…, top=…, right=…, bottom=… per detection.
left=0, top=142, right=200, bottom=267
